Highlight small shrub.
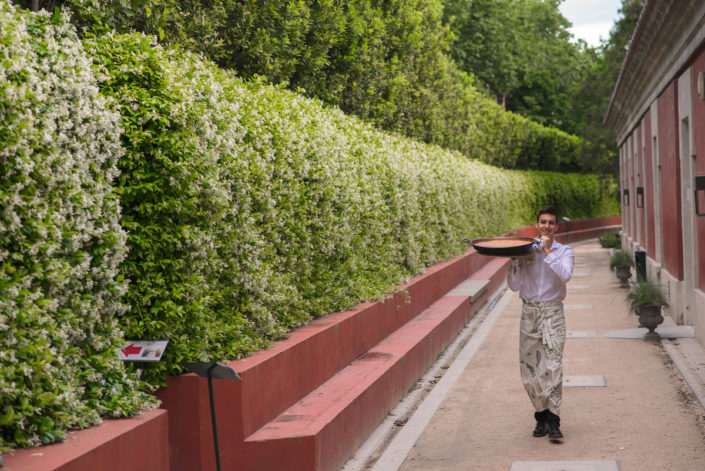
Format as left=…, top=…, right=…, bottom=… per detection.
left=599, top=231, right=621, bottom=248
left=626, top=281, right=668, bottom=314
left=610, top=250, right=634, bottom=271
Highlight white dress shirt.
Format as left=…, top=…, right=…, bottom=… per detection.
left=507, top=239, right=574, bottom=303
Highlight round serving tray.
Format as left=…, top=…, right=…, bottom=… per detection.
left=463, top=236, right=537, bottom=257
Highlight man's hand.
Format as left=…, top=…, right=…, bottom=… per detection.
left=541, top=236, right=553, bottom=255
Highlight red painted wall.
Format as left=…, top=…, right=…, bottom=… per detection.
left=1, top=410, right=169, bottom=471
left=657, top=81, right=684, bottom=280
left=156, top=218, right=621, bottom=471
left=643, top=112, right=656, bottom=256
left=692, top=48, right=705, bottom=291
left=631, top=133, right=637, bottom=238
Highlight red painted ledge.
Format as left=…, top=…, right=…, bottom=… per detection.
left=1, top=409, right=168, bottom=471
left=157, top=248, right=495, bottom=471
left=509, top=215, right=621, bottom=238
left=2, top=215, right=619, bottom=471
left=242, top=295, right=477, bottom=471
left=157, top=216, right=621, bottom=471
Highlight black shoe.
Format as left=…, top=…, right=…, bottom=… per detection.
left=532, top=410, right=548, bottom=437
left=548, top=424, right=563, bottom=440
left=533, top=421, right=548, bottom=437
left=544, top=410, right=563, bottom=441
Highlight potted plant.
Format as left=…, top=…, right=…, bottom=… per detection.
left=626, top=280, right=669, bottom=341
left=599, top=231, right=621, bottom=249
left=610, top=250, right=634, bottom=285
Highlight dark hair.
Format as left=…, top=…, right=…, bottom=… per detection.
left=536, top=205, right=558, bottom=222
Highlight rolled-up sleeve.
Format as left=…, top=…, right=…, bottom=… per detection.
left=507, top=258, right=523, bottom=292
left=544, top=246, right=574, bottom=283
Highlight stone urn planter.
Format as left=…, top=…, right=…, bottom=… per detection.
left=635, top=303, right=664, bottom=341
left=615, top=265, right=632, bottom=284
left=626, top=281, right=669, bottom=342
left=610, top=250, right=634, bottom=286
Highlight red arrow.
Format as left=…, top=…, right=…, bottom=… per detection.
left=121, top=344, right=142, bottom=357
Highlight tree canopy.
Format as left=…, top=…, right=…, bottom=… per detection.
left=443, top=0, right=643, bottom=176
left=444, top=0, right=587, bottom=129
left=15, top=0, right=644, bottom=175
left=569, top=0, right=644, bottom=176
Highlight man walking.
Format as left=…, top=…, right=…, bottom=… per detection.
left=507, top=205, right=574, bottom=441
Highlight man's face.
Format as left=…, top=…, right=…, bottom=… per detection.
left=536, top=213, right=558, bottom=240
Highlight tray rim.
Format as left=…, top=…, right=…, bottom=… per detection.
left=468, top=236, right=537, bottom=257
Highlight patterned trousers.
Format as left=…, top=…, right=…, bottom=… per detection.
left=519, top=300, right=566, bottom=416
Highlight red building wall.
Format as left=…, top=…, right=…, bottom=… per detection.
left=657, top=81, right=684, bottom=280
left=643, top=112, right=656, bottom=255
left=691, top=48, right=705, bottom=291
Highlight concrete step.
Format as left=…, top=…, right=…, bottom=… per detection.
left=469, top=257, right=510, bottom=297
left=243, top=293, right=481, bottom=471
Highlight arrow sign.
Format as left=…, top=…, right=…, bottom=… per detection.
left=121, top=344, right=142, bottom=357
left=118, top=340, right=168, bottom=362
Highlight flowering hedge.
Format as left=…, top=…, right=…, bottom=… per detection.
left=80, top=31, right=618, bottom=386
left=61, top=0, right=581, bottom=172
left=0, top=3, right=154, bottom=452
left=0, top=3, right=618, bottom=451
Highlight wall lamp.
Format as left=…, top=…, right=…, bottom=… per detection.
left=696, top=176, right=705, bottom=216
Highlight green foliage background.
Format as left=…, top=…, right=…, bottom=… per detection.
left=82, top=30, right=616, bottom=386
left=570, top=0, right=644, bottom=176
left=61, top=0, right=582, bottom=172
left=0, top=3, right=154, bottom=452
left=442, top=0, right=590, bottom=132
left=1, top=1, right=620, bottom=453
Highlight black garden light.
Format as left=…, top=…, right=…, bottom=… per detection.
left=180, top=362, right=241, bottom=471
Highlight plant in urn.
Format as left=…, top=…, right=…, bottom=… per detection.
left=626, top=281, right=669, bottom=341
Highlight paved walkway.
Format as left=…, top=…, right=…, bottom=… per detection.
left=345, top=239, right=705, bottom=471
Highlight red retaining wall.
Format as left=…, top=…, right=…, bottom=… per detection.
left=156, top=215, right=621, bottom=471
left=4, top=216, right=619, bottom=471
left=1, top=409, right=168, bottom=471
left=156, top=249, right=494, bottom=471
left=509, top=215, right=621, bottom=243
left=242, top=295, right=477, bottom=471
